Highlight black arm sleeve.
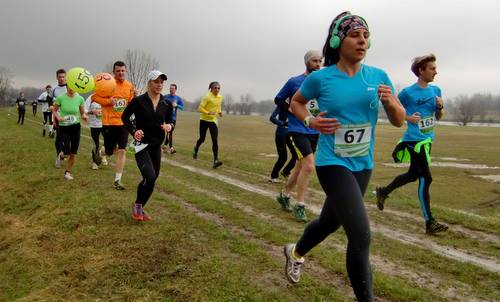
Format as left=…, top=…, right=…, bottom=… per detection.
left=122, top=99, right=136, bottom=135
left=164, top=102, right=174, bottom=124
left=274, top=96, right=290, bottom=112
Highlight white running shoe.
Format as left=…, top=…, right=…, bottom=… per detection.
left=101, top=156, right=108, bottom=166
left=91, top=162, right=99, bottom=170
left=268, top=177, right=279, bottom=183
left=284, top=243, right=304, bottom=283
left=64, top=171, right=74, bottom=180
left=55, top=152, right=63, bottom=168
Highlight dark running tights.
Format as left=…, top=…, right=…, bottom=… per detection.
left=296, top=165, right=373, bottom=302
left=90, top=127, right=102, bottom=152
left=194, top=120, right=218, bottom=160
left=381, top=145, right=433, bottom=222
left=17, top=109, right=25, bottom=124
left=135, top=144, right=162, bottom=206
left=270, top=132, right=296, bottom=178
left=164, top=123, right=176, bottom=147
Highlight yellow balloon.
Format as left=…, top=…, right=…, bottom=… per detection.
left=67, top=67, right=95, bottom=94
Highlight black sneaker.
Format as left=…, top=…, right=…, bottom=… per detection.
left=192, top=148, right=198, bottom=159
left=375, top=187, right=388, bottom=211
left=114, top=180, right=126, bottom=190
left=426, top=219, right=449, bottom=235
left=213, top=160, right=223, bottom=169
left=43, top=129, right=46, bottom=137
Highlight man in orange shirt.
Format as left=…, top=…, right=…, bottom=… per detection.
left=92, top=61, right=135, bottom=190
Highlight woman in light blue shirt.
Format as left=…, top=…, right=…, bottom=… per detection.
left=283, top=11, right=405, bottom=302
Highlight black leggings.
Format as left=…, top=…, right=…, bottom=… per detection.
left=194, top=120, right=218, bottom=160
left=32, top=105, right=37, bottom=116
left=43, top=112, right=53, bottom=125
left=135, top=144, right=162, bottom=206
left=164, top=122, right=176, bottom=147
left=17, top=109, right=25, bottom=124
left=381, top=144, right=433, bottom=222
left=270, top=132, right=296, bottom=178
left=91, top=127, right=103, bottom=163
left=296, top=165, right=373, bottom=302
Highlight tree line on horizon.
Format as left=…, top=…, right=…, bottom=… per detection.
left=1, top=50, right=499, bottom=125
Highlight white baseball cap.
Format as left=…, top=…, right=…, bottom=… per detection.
left=147, top=70, right=168, bottom=81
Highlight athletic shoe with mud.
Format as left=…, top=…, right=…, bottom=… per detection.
left=213, top=160, right=223, bottom=169
left=284, top=243, right=304, bottom=283
left=64, top=171, right=74, bottom=181
left=141, top=208, right=152, bottom=221
left=293, top=204, right=307, bottom=222
left=48, top=130, right=55, bottom=138
left=55, top=151, right=63, bottom=168
left=426, top=219, right=449, bottom=235
left=169, top=147, right=176, bottom=154
left=132, top=203, right=143, bottom=221
left=99, top=147, right=108, bottom=166
left=277, top=192, right=292, bottom=211
left=375, top=187, right=388, bottom=211
left=91, top=162, right=99, bottom=170
left=162, top=146, right=170, bottom=154
left=268, top=177, right=279, bottom=183
left=114, top=180, right=126, bottom=190
left=92, top=149, right=102, bottom=165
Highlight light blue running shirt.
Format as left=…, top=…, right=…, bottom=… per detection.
left=300, top=64, right=394, bottom=171
left=399, top=83, right=441, bottom=142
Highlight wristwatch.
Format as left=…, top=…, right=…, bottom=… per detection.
left=303, top=115, right=313, bottom=128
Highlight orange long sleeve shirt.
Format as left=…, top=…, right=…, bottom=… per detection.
left=91, top=79, right=135, bottom=126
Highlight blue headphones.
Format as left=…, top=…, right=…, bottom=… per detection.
left=329, top=14, right=370, bottom=49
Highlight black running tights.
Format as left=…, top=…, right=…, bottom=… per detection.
left=135, top=144, right=162, bottom=206
left=295, top=165, right=373, bottom=302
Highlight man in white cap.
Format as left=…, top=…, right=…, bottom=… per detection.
left=275, top=50, right=323, bottom=222
left=92, top=61, right=135, bottom=190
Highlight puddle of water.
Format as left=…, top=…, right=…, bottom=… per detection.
left=472, top=175, right=500, bottom=183
left=438, top=157, right=470, bottom=162
left=258, top=153, right=278, bottom=158
left=383, top=162, right=499, bottom=170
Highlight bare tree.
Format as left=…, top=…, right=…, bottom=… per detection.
left=0, top=67, right=14, bottom=106
left=454, top=95, right=476, bottom=126
left=124, top=49, right=159, bottom=94
left=223, top=93, right=234, bottom=114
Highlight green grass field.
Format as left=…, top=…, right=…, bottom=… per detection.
left=0, top=108, right=499, bottom=301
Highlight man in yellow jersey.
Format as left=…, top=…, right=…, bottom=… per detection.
left=92, top=61, right=135, bottom=189
left=193, top=81, right=223, bottom=168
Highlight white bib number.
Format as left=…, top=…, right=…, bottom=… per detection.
left=307, top=99, right=320, bottom=117
left=127, top=139, right=148, bottom=154
left=63, top=115, right=77, bottom=125
left=113, top=98, right=127, bottom=112
left=334, top=124, right=372, bottom=157
left=418, top=116, right=435, bottom=134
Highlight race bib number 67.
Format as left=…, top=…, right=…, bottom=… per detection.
left=334, top=124, right=372, bottom=157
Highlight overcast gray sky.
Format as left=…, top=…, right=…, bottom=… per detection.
left=1, top=0, right=499, bottom=102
